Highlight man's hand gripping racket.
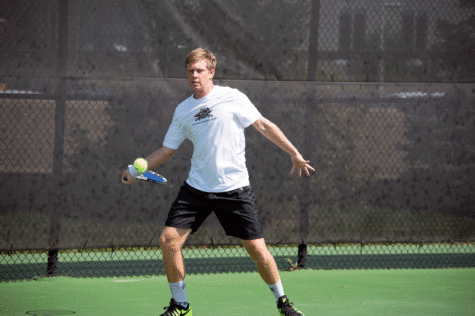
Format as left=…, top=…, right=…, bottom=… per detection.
left=123, top=170, right=167, bottom=184
left=122, top=158, right=167, bottom=185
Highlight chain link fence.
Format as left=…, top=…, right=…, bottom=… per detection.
left=1, top=0, right=474, bottom=281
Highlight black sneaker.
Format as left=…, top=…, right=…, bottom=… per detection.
left=159, top=298, right=192, bottom=316
left=277, top=295, right=305, bottom=316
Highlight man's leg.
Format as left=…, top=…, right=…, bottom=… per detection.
left=160, top=226, right=191, bottom=282
left=160, top=226, right=192, bottom=314
left=243, top=238, right=305, bottom=315
left=242, top=238, right=280, bottom=284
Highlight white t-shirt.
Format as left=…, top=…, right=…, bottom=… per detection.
left=163, top=86, right=262, bottom=192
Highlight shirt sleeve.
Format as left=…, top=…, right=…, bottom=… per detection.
left=163, top=110, right=187, bottom=150
left=234, top=89, right=262, bottom=128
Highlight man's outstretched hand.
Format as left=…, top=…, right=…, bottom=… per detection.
left=290, top=154, right=315, bottom=177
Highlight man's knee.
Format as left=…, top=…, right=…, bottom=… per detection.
left=160, top=227, right=190, bottom=250
left=159, top=233, right=172, bottom=248
left=243, top=238, right=272, bottom=261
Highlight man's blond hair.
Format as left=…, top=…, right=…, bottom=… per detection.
left=185, top=48, right=217, bottom=70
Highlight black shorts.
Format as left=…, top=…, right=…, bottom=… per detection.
left=165, top=182, right=263, bottom=240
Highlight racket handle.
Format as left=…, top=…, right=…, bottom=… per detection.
left=128, top=164, right=145, bottom=178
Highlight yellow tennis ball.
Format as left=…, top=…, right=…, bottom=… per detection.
left=134, top=158, right=148, bottom=173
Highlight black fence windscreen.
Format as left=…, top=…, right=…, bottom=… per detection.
left=1, top=0, right=474, bottom=280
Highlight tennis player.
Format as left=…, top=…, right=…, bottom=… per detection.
left=122, top=48, right=314, bottom=316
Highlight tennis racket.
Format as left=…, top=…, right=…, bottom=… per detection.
left=123, top=170, right=167, bottom=184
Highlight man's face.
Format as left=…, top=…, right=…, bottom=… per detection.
left=186, top=60, right=215, bottom=97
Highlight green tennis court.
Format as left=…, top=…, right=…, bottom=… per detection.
left=1, top=268, right=474, bottom=315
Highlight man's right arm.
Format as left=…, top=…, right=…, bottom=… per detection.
left=122, top=146, right=175, bottom=184
left=146, top=146, right=176, bottom=170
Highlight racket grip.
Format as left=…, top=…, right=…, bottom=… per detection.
left=128, top=165, right=143, bottom=178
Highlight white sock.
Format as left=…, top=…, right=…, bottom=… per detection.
left=268, top=280, right=285, bottom=302
left=169, top=280, right=188, bottom=308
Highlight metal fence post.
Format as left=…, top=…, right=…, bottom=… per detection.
left=306, top=0, right=320, bottom=82
left=48, top=0, right=69, bottom=277
left=47, top=249, right=59, bottom=276
left=298, top=0, right=321, bottom=268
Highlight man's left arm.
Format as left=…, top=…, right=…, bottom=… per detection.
left=252, top=116, right=315, bottom=176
